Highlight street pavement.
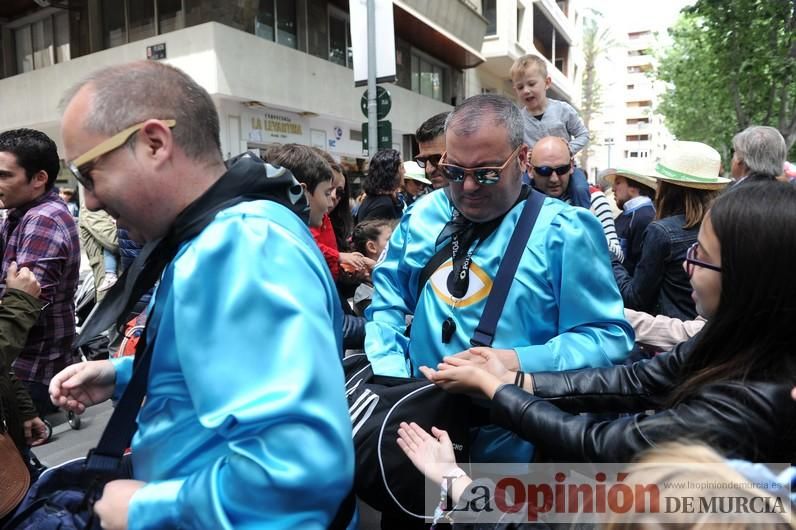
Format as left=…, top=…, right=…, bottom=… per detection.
left=32, top=401, right=113, bottom=467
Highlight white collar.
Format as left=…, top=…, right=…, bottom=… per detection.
left=623, top=196, right=653, bottom=211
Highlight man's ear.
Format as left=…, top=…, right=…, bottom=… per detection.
left=518, top=145, right=530, bottom=172
left=32, top=170, right=48, bottom=190
left=139, top=120, right=174, bottom=164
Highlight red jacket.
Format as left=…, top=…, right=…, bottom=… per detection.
left=310, top=214, right=340, bottom=280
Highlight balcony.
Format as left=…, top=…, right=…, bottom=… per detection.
left=393, top=0, right=487, bottom=68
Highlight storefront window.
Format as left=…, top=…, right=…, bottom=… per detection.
left=128, top=0, right=156, bottom=42
left=158, top=0, right=184, bottom=34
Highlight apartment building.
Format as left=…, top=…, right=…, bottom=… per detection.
left=469, top=0, right=583, bottom=105
left=589, top=26, right=674, bottom=176
left=0, top=0, right=487, bottom=182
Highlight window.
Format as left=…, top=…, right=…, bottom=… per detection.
left=328, top=10, right=351, bottom=68
left=14, top=11, right=70, bottom=74
left=158, top=0, right=184, bottom=34
left=255, top=0, right=296, bottom=48
left=101, top=0, right=185, bottom=49
left=626, top=84, right=635, bottom=90
left=484, top=0, right=497, bottom=35
left=412, top=53, right=445, bottom=102
left=128, top=0, right=156, bottom=43
left=554, top=57, right=564, bottom=72
left=397, top=46, right=452, bottom=103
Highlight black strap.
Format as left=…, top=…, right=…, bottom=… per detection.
left=416, top=240, right=453, bottom=299
left=84, top=279, right=164, bottom=475
left=470, top=190, right=545, bottom=347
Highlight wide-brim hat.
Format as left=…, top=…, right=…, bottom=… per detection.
left=654, top=141, right=731, bottom=190
left=601, top=163, right=658, bottom=191
left=403, top=161, right=432, bottom=185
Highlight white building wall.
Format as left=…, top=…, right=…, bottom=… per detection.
left=0, top=22, right=451, bottom=161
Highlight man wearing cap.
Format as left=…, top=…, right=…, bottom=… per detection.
left=414, top=112, right=449, bottom=189
left=605, top=166, right=657, bottom=275
left=401, top=160, right=431, bottom=207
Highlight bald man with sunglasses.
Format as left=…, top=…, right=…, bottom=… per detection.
left=365, top=95, right=633, bottom=465
left=530, top=136, right=622, bottom=260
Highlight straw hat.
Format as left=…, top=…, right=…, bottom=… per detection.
left=654, top=141, right=731, bottom=190
left=601, top=162, right=658, bottom=191
left=403, top=161, right=431, bottom=185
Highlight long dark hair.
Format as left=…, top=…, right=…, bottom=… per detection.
left=654, top=181, right=718, bottom=229
left=670, top=181, right=796, bottom=404
left=330, top=170, right=354, bottom=249
left=364, top=149, right=402, bottom=195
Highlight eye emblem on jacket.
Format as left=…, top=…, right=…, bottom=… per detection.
left=428, top=259, right=493, bottom=307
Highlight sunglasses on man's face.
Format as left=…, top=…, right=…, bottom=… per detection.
left=531, top=163, right=572, bottom=177
left=438, top=145, right=523, bottom=186
left=67, top=119, right=177, bottom=191
left=414, top=153, right=442, bottom=169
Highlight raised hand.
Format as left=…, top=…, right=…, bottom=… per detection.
left=397, top=422, right=460, bottom=485
left=49, top=360, right=116, bottom=414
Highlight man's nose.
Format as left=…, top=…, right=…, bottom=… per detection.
left=462, top=173, right=481, bottom=192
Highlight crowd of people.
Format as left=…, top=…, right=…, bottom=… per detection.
left=0, top=53, right=793, bottom=530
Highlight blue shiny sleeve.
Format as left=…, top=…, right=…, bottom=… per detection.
left=127, top=210, right=354, bottom=529
left=516, top=208, right=634, bottom=372
left=109, top=355, right=133, bottom=400
left=364, top=213, right=413, bottom=377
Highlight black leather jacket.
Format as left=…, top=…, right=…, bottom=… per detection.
left=490, top=337, right=796, bottom=463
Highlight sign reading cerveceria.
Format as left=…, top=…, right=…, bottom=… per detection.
left=251, top=113, right=303, bottom=137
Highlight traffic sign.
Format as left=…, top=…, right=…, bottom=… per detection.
left=361, top=87, right=392, bottom=120
left=362, top=120, right=392, bottom=152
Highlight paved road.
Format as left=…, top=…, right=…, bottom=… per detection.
left=32, top=401, right=112, bottom=467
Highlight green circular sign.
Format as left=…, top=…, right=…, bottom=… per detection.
left=361, top=86, right=392, bottom=120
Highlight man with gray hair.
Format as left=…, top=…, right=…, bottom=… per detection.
left=48, top=61, right=354, bottom=529
left=730, top=125, right=787, bottom=183
left=366, top=94, right=632, bottom=465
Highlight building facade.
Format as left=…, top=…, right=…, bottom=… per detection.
left=588, top=25, right=674, bottom=177
left=0, top=0, right=486, bottom=184
left=469, top=0, right=583, bottom=105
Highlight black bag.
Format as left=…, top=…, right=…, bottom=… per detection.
left=345, top=353, right=474, bottom=520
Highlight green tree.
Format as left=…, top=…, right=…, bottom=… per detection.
left=657, top=0, right=796, bottom=161
left=579, top=11, right=617, bottom=172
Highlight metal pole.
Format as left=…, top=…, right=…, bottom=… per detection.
left=367, top=0, right=378, bottom=156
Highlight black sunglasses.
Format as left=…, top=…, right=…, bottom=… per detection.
left=532, top=163, right=571, bottom=177
left=414, top=154, right=442, bottom=169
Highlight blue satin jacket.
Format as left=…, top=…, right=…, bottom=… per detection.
left=365, top=189, right=633, bottom=460
left=110, top=200, right=355, bottom=529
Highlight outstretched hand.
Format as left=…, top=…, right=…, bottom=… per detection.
left=49, top=360, right=117, bottom=414
left=397, top=422, right=459, bottom=485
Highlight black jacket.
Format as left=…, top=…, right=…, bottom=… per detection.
left=356, top=194, right=403, bottom=223
left=490, top=337, right=796, bottom=463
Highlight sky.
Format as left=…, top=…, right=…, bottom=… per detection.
left=584, top=0, right=695, bottom=35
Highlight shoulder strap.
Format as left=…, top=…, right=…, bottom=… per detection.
left=470, top=190, right=546, bottom=347
left=416, top=240, right=453, bottom=299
